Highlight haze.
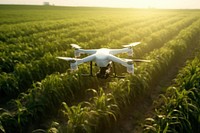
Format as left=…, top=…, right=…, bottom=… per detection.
left=0, top=0, right=200, bottom=9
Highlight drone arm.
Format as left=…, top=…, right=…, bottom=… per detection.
left=57, top=55, right=95, bottom=71
left=108, top=55, right=134, bottom=74
left=109, top=42, right=141, bottom=56
left=75, top=49, right=97, bottom=57
left=72, top=54, right=95, bottom=68
left=109, top=48, right=133, bottom=56
left=80, top=54, right=96, bottom=64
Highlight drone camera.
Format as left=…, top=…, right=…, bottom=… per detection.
left=96, top=64, right=111, bottom=79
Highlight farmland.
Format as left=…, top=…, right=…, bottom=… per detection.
left=1, top=5, right=200, bottom=133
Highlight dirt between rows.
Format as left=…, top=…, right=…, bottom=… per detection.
left=111, top=45, right=199, bottom=133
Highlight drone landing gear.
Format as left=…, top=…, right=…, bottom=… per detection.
left=96, top=64, right=111, bottom=79
left=82, top=61, right=125, bottom=79
left=96, top=62, right=125, bottom=79
left=81, top=61, right=95, bottom=77
left=109, top=62, right=125, bottom=78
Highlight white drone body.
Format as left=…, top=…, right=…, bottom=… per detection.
left=57, top=42, right=150, bottom=79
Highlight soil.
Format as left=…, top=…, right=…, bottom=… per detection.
left=111, top=45, right=199, bottom=133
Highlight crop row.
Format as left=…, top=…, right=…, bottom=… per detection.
left=1, top=6, right=163, bottom=25
left=143, top=34, right=200, bottom=133
left=0, top=15, right=195, bottom=133
left=45, top=18, right=200, bottom=133
left=2, top=17, right=199, bottom=133
left=1, top=16, right=154, bottom=99
left=1, top=13, right=176, bottom=72
left=1, top=19, right=115, bottom=72
left=2, top=13, right=197, bottom=101
left=0, top=16, right=115, bottom=42
left=0, top=15, right=161, bottom=73
left=1, top=8, right=200, bottom=132
left=0, top=14, right=187, bottom=103
left=0, top=6, right=95, bottom=25
left=143, top=49, right=200, bottom=133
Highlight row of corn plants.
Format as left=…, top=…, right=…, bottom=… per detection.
left=1, top=15, right=188, bottom=104
left=2, top=8, right=186, bottom=70
left=0, top=17, right=144, bottom=99
left=1, top=12, right=172, bottom=73
left=0, top=12, right=191, bottom=133
left=1, top=19, right=115, bottom=72
left=47, top=18, right=200, bottom=133
left=1, top=12, right=183, bottom=72
left=45, top=16, right=198, bottom=131
left=1, top=7, right=199, bottom=132
left=0, top=5, right=93, bottom=24
left=0, top=69, right=100, bottom=133
left=143, top=51, right=200, bottom=133
left=0, top=13, right=183, bottom=103
left=0, top=14, right=197, bottom=132
left=1, top=13, right=158, bottom=74
left=0, top=18, right=109, bottom=43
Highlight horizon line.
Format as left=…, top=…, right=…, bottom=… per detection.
left=0, top=4, right=200, bottom=10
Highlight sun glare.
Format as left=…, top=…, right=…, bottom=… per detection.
left=0, top=0, right=200, bottom=9
left=102, top=0, right=157, bottom=8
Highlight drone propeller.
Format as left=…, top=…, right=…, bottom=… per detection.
left=56, top=57, right=81, bottom=63
left=122, top=58, right=151, bottom=63
left=57, top=57, right=82, bottom=71
left=123, top=42, right=141, bottom=48
left=71, top=44, right=81, bottom=49
left=132, top=59, right=151, bottom=62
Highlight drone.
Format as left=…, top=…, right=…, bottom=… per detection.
left=57, top=42, right=150, bottom=79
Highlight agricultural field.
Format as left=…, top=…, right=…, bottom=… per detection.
left=143, top=53, right=200, bottom=133
left=0, top=5, right=200, bottom=133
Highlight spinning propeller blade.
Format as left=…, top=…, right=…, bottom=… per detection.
left=56, top=57, right=81, bottom=63
left=123, top=42, right=141, bottom=48
left=71, top=44, right=81, bottom=49
left=132, top=59, right=151, bottom=62
left=122, top=58, right=151, bottom=63
left=57, top=57, right=81, bottom=71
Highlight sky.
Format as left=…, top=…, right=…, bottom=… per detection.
left=0, top=0, right=200, bottom=9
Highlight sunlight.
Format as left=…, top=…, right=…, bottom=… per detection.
left=100, top=0, right=157, bottom=8
left=0, top=0, right=200, bottom=9
left=129, top=0, right=157, bottom=8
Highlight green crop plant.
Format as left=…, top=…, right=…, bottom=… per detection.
left=175, top=57, right=200, bottom=90
left=0, top=72, right=19, bottom=98
left=46, top=17, right=200, bottom=133
left=60, top=102, right=96, bottom=133
left=144, top=87, right=197, bottom=133
left=1, top=7, right=196, bottom=103
left=1, top=70, right=99, bottom=133
left=108, top=79, right=131, bottom=107
left=1, top=6, right=200, bottom=133
left=56, top=88, right=119, bottom=133
left=0, top=111, right=19, bottom=133
left=15, top=100, right=30, bottom=133
left=143, top=54, right=200, bottom=133
left=88, top=88, right=119, bottom=131
left=0, top=51, right=69, bottom=100
left=0, top=120, right=5, bottom=133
